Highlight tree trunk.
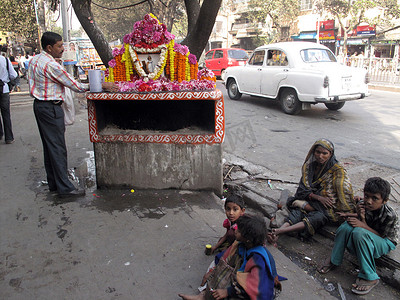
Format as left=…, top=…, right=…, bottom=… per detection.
left=37, top=0, right=47, bottom=35
left=71, top=0, right=113, bottom=66
left=184, top=0, right=200, bottom=33
left=182, top=0, right=222, bottom=59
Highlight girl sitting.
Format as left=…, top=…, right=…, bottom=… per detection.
left=179, top=214, right=284, bottom=300
left=210, top=195, right=246, bottom=255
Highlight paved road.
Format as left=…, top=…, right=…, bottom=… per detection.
left=219, top=81, right=400, bottom=178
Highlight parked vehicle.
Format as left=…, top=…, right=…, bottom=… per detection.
left=205, top=48, right=249, bottom=79
left=224, top=42, right=370, bottom=115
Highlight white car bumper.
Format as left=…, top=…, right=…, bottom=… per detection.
left=314, top=92, right=370, bottom=103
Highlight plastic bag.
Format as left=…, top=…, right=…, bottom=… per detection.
left=62, top=88, right=75, bottom=126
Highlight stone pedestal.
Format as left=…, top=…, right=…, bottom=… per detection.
left=87, top=90, right=225, bottom=196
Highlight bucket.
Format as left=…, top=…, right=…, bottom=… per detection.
left=88, top=69, right=104, bottom=92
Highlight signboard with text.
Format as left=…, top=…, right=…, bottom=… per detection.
left=357, top=25, right=376, bottom=35
left=316, top=20, right=335, bottom=30
left=319, top=30, right=335, bottom=40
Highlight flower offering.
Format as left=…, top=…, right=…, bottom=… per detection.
left=104, top=14, right=216, bottom=92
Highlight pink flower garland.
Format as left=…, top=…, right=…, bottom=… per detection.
left=108, top=59, right=116, bottom=68
left=116, top=76, right=215, bottom=93
left=112, top=45, right=125, bottom=57
left=174, top=44, right=189, bottom=56
left=188, top=53, right=197, bottom=65
left=124, top=14, right=175, bottom=49
left=198, top=68, right=215, bottom=78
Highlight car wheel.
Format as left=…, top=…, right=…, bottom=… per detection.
left=220, top=69, right=226, bottom=81
left=325, top=102, right=345, bottom=111
left=227, top=79, right=242, bottom=100
left=280, top=89, right=301, bottom=115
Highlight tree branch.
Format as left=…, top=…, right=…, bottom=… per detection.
left=91, top=0, right=148, bottom=10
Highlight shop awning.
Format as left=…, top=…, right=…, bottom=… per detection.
left=291, top=32, right=317, bottom=40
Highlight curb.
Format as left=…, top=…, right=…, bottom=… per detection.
left=369, top=84, right=400, bottom=93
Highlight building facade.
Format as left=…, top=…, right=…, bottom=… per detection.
left=208, top=0, right=400, bottom=60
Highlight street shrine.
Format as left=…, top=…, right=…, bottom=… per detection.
left=86, top=14, right=225, bottom=195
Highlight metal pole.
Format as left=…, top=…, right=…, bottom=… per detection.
left=61, top=0, right=73, bottom=75
left=33, top=0, right=42, bottom=51
left=317, top=15, right=320, bottom=44
left=60, top=0, right=70, bottom=43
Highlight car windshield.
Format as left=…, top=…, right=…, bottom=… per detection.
left=300, top=49, right=336, bottom=63
left=228, top=49, right=249, bottom=60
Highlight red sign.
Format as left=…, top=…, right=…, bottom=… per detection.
left=316, top=20, right=335, bottom=30
left=319, top=30, right=335, bottom=40
left=342, top=25, right=375, bottom=36
left=357, top=25, right=375, bottom=35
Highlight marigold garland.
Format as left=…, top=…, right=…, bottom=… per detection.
left=121, top=43, right=134, bottom=81
left=167, top=40, right=175, bottom=81
left=104, top=14, right=215, bottom=91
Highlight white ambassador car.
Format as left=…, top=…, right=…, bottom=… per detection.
left=224, top=42, right=369, bottom=115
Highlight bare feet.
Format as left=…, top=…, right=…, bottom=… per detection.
left=351, top=278, right=379, bottom=295
left=267, top=229, right=278, bottom=247
left=317, top=257, right=336, bottom=274
left=178, top=291, right=206, bottom=300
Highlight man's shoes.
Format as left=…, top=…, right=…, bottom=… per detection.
left=58, top=188, right=85, bottom=197
left=5, top=139, right=14, bottom=144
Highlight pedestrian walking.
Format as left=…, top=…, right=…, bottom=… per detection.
left=27, top=31, right=118, bottom=197
left=0, top=54, right=18, bottom=144
left=9, top=56, right=21, bottom=92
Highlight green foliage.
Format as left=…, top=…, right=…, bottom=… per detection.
left=248, top=0, right=299, bottom=42
left=90, top=0, right=184, bottom=42
left=171, top=5, right=188, bottom=40
left=317, top=0, right=400, bottom=31
left=0, top=0, right=39, bottom=48
left=91, top=0, right=149, bottom=41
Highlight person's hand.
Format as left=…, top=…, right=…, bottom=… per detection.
left=317, top=195, right=334, bottom=208
left=347, top=216, right=365, bottom=228
left=336, top=212, right=348, bottom=218
left=355, top=199, right=366, bottom=221
left=211, top=288, right=228, bottom=300
left=102, top=82, right=119, bottom=92
left=210, top=246, right=216, bottom=254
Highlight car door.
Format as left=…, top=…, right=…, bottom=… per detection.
left=260, top=49, right=289, bottom=97
left=205, top=50, right=215, bottom=70
left=208, top=49, right=224, bottom=76
left=240, top=50, right=266, bottom=94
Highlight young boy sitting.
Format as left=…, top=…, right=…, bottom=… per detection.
left=318, top=177, right=398, bottom=295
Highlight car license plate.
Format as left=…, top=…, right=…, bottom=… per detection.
left=239, top=61, right=245, bottom=66
left=342, top=77, right=351, bottom=90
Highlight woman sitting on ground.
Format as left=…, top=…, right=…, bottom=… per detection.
left=268, top=138, right=355, bottom=245
left=179, top=214, right=284, bottom=300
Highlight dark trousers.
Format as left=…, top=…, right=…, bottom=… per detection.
left=0, top=92, right=13, bottom=141
left=33, top=100, right=75, bottom=194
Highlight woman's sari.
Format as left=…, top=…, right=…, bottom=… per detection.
left=290, top=138, right=355, bottom=222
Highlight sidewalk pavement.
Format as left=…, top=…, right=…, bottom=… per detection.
left=3, top=80, right=399, bottom=299
left=1, top=87, right=340, bottom=299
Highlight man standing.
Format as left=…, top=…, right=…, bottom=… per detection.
left=0, top=54, right=17, bottom=144
left=28, top=32, right=118, bottom=197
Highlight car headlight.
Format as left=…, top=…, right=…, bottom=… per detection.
left=323, top=76, right=329, bottom=88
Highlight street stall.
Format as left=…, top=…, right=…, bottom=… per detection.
left=86, top=14, right=225, bottom=195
